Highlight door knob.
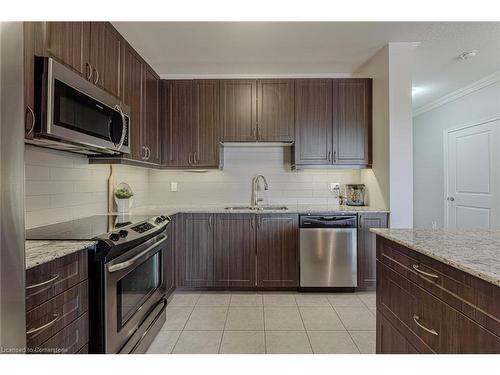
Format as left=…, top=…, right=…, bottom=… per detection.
left=447, top=197, right=455, bottom=202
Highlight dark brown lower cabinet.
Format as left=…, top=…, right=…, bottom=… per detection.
left=213, top=214, right=256, bottom=288
left=26, top=249, right=90, bottom=354
left=175, top=213, right=214, bottom=288
left=357, top=213, right=388, bottom=289
left=165, top=216, right=176, bottom=297
left=376, top=236, right=500, bottom=354
left=256, top=214, right=298, bottom=288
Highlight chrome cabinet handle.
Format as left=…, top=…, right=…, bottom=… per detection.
left=333, top=151, right=337, bottom=163
left=93, top=68, right=99, bottom=85
left=413, top=314, right=438, bottom=336
left=328, top=151, right=331, bottom=163
left=146, top=147, right=151, bottom=160
left=209, top=215, right=212, bottom=229
left=188, top=152, right=192, bottom=164
left=412, top=264, right=439, bottom=280
left=26, top=106, right=35, bottom=137
left=27, top=313, right=59, bottom=335
left=86, top=63, right=93, bottom=81
left=26, top=274, right=59, bottom=290
left=108, top=235, right=168, bottom=273
left=141, top=146, right=146, bottom=160
left=194, top=151, right=198, bottom=163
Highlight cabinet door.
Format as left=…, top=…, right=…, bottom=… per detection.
left=122, top=43, right=143, bottom=160
left=256, top=214, right=298, bottom=288
left=143, top=66, right=161, bottom=164
left=176, top=214, right=214, bottom=288
left=45, top=22, right=89, bottom=77
left=89, top=22, right=122, bottom=98
left=257, top=79, right=294, bottom=142
left=162, top=80, right=193, bottom=166
left=376, top=311, right=421, bottom=354
left=294, top=79, right=333, bottom=165
left=24, top=22, right=45, bottom=139
left=193, top=80, right=220, bottom=167
left=220, top=80, right=257, bottom=142
left=357, top=213, right=388, bottom=289
left=213, top=214, right=256, bottom=288
left=333, top=79, right=372, bottom=166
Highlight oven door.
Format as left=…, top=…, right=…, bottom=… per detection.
left=104, top=233, right=167, bottom=353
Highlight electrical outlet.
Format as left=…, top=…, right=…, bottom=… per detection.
left=170, top=182, right=178, bottom=192
left=431, top=221, right=437, bottom=229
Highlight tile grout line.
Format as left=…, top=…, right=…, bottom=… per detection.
left=295, top=295, right=314, bottom=354
left=170, top=293, right=199, bottom=353
left=328, top=296, right=361, bottom=354
left=218, top=294, right=232, bottom=354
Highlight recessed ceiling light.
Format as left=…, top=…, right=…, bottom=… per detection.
left=457, top=50, right=479, bottom=61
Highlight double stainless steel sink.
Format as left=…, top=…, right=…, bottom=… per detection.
left=224, top=205, right=288, bottom=211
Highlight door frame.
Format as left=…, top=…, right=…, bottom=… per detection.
left=443, top=116, right=500, bottom=228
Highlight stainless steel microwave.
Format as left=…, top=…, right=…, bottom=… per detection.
left=30, top=57, right=130, bottom=155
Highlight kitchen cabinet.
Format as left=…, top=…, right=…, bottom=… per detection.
left=376, top=236, right=500, bottom=353
left=142, top=65, right=161, bottom=164
left=213, top=214, right=256, bottom=288
left=121, top=43, right=144, bottom=161
left=162, top=80, right=220, bottom=168
left=293, top=79, right=333, bottom=166
left=333, top=79, right=372, bottom=166
left=44, top=22, right=89, bottom=77
left=357, top=212, right=388, bottom=289
left=176, top=214, right=214, bottom=288
left=25, top=249, right=89, bottom=354
left=257, top=79, right=295, bottom=142
left=256, top=214, right=299, bottom=288
left=220, top=79, right=257, bottom=142
left=88, top=22, right=122, bottom=99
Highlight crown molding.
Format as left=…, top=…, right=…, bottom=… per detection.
left=413, top=71, right=500, bottom=117
left=159, top=72, right=369, bottom=79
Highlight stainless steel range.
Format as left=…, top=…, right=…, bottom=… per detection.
left=26, top=214, right=170, bottom=353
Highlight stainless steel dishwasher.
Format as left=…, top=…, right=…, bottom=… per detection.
left=299, top=214, right=358, bottom=287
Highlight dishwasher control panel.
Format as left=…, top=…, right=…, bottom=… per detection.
left=299, top=214, right=357, bottom=228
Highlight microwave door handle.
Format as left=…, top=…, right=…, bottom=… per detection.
left=107, top=234, right=167, bottom=273
left=114, top=105, right=127, bottom=151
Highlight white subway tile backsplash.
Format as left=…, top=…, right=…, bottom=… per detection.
left=25, top=145, right=363, bottom=229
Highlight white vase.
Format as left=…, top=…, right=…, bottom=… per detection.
left=116, top=198, right=131, bottom=214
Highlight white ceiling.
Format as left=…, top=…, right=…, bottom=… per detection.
left=113, top=22, right=500, bottom=109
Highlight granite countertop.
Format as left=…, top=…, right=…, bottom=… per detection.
left=371, top=228, right=500, bottom=287
left=130, top=204, right=389, bottom=216
left=25, top=240, right=97, bottom=270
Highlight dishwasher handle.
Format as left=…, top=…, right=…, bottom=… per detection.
left=299, top=215, right=357, bottom=228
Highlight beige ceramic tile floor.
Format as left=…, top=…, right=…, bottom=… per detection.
left=146, top=291, right=376, bottom=354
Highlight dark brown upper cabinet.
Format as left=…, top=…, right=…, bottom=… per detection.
left=142, top=65, right=161, bottom=164
left=257, top=79, right=295, bottom=142
left=294, top=79, right=333, bottom=166
left=88, top=22, right=122, bottom=99
left=44, top=22, right=89, bottom=77
left=256, top=214, right=299, bottom=288
left=333, top=79, right=372, bottom=166
left=357, top=212, right=388, bottom=289
left=220, top=79, right=257, bottom=142
left=213, top=214, right=256, bottom=288
left=162, top=80, right=220, bottom=168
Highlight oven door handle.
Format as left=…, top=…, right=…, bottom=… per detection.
left=107, top=235, right=168, bottom=273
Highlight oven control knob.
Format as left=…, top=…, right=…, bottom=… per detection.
left=118, top=230, right=128, bottom=238
left=155, top=216, right=163, bottom=224
left=109, top=232, right=120, bottom=242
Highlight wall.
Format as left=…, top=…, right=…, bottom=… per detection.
left=149, top=146, right=363, bottom=206
left=24, top=145, right=150, bottom=228
left=413, top=79, right=500, bottom=228
left=356, top=43, right=415, bottom=228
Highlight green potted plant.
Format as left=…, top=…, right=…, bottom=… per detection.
left=114, top=186, right=134, bottom=214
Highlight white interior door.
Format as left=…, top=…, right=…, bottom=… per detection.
left=445, top=118, right=500, bottom=229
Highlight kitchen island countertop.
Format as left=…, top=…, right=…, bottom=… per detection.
left=371, top=228, right=500, bottom=287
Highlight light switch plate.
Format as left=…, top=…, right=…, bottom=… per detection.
left=329, top=182, right=340, bottom=192
left=170, top=182, right=178, bottom=192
